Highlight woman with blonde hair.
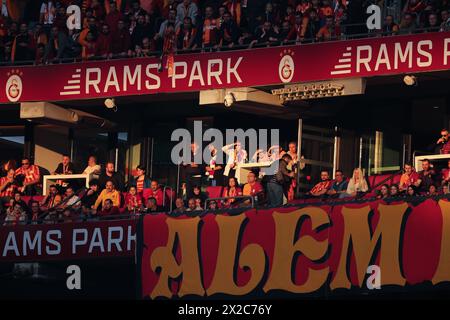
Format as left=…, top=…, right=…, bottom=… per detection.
left=340, top=168, right=369, bottom=198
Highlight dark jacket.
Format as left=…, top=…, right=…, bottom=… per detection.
left=54, top=162, right=76, bottom=174
left=99, top=171, right=125, bottom=192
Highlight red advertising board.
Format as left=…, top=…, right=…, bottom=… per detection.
left=1, top=32, right=450, bottom=103
left=139, top=198, right=450, bottom=299
left=0, top=219, right=136, bottom=262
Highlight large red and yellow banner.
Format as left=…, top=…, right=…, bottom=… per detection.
left=139, top=198, right=450, bottom=299
left=1, top=32, right=450, bottom=103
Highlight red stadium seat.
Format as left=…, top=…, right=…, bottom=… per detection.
left=372, top=174, right=392, bottom=190
left=142, top=188, right=152, bottom=202
left=206, top=186, right=223, bottom=199
left=367, top=175, right=376, bottom=189
left=391, top=174, right=401, bottom=186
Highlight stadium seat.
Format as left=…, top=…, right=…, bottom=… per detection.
left=372, top=174, right=392, bottom=190
left=142, top=188, right=152, bottom=202
left=206, top=186, right=223, bottom=199
left=391, top=174, right=401, bottom=186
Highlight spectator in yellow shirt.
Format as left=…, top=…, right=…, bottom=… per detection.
left=93, top=180, right=121, bottom=210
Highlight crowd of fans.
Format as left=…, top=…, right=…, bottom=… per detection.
left=0, top=0, right=449, bottom=64
left=2, top=128, right=450, bottom=226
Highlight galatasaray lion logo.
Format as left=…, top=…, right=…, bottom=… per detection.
left=5, top=71, right=23, bottom=102
left=278, top=50, right=295, bottom=84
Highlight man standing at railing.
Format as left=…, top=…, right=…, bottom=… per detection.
left=266, top=153, right=294, bottom=207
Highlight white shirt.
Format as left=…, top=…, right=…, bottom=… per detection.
left=40, top=1, right=54, bottom=25
left=83, top=164, right=101, bottom=175
left=222, top=144, right=247, bottom=177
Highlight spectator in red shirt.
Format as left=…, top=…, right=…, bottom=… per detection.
left=97, top=198, right=120, bottom=217
left=441, top=160, right=450, bottom=185
left=97, top=23, right=113, bottom=58
left=0, top=168, right=17, bottom=213
left=149, top=180, right=164, bottom=207
left=309, top=170, right=332, bottom=197
left=112, top=19, right=132, bottom=57
left=222, top=176, right=242, bottom=207
left=15, top=158, right=40, bottom=196
left=105, top=1, right=124, bottom=33
left=399, top=163, right=420, bottom=191
left=316, top=15, right=340, bottom=41
left=125, top=186, right=144, bottom=213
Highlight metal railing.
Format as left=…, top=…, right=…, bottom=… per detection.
left=204, top=195, right=254, bottom=210
left=162, top=185, right=174, bottom=212
left=1, top=26, right=447, bottom=67
left=2, top=192, right=450, bottom=226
